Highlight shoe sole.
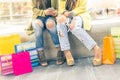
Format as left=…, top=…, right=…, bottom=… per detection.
left=66, top=59, right=74, bottom=66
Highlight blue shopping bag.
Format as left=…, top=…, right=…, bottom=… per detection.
left=15, top=42, right=40, bottom=67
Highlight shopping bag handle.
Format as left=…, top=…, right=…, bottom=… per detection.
left=4, top=56, right=11, bottom=65
left=0, top=55, right=12, bottom=72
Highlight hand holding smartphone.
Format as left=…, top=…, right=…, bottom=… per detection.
left=48, top=7, right=57, bottom=16
left=48, top=7, right=55, bottom=11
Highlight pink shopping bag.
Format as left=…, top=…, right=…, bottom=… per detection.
left=0, top=55, right=13, bottom=75
left=12, top=52, right=32, bottom=76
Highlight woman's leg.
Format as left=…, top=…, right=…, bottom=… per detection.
left=69, top=16, right=102, bottom=65
left=56, top=15, right=74, bottom=66
left=46, top=18, right=64, bottom=65
left=32, top=19, right=48, bottom=66
left=46, top=18, right=60, bottom=48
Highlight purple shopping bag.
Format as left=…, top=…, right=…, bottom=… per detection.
left=12, top=51, right=32, bottom=76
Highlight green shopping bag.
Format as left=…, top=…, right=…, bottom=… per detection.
left=111, top=27, right=120, bottom=58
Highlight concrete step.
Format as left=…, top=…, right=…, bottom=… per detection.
left=0, top=17, right=120, bottom=59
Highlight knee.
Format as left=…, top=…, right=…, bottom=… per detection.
left=32, top=19, right=43, bottom=28
left=46, top=20, right=55, bottom=29
left=57, top=15, right=67, bottom=23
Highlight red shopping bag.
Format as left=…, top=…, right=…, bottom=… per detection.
left=12, top=52, right=32, bottom=76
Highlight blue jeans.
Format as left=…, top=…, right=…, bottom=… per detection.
left=32, top=16, right=60, bottom=50
left=57, top=16, right=97, bottom=51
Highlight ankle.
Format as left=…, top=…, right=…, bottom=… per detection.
left=94, top=45, right=99, bottom=50
left=37, top=50, right=48, bottom=66
left=56, top=47, right=61, bottom=51
left=64, top=50, right=71, bottom=55
left=93, top=45, right=102, bottom=58
left=64, top=50, right=74, bottom=60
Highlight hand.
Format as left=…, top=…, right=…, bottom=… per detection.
left=51, top=10, right=58, bottom=17
left=63, top=11, right=71, bottom=17
left=44, top=9, right=51, bottom=15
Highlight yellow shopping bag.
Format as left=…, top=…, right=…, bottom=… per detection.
left=0, top=34, right=21, bottom=55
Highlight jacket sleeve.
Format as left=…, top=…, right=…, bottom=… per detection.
left=51, top=0, right=58, bottom=17
left=52, top=0, right=58, bottom=10
left=32, top=0, right=46, bottom=17
left=72, top=0, right=87, bottom=15
left=59, top=0, right=66, bottom=14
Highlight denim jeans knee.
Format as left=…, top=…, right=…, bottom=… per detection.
left=57, top=23, right=70, bottom=51
left=32, top=19, right=44, bottom=50
left=46, top=18, right=60, bottom=47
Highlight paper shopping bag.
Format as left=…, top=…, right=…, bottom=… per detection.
left=0, top=55, right=13, bottom=75
left=102, top=35, right=116, bottom=64
left=15, top=42, right=40, bottom=67
left=113, top=38, right=120, bottom=58
left=12, top=52, right=32, bottom=76
left=14, top=41, right=36, bottom=52
left=0, top=34, right=21, bottom=55
left=111, top=27, right=120, bottom=58
left=29, top=50, right=40, bottom=67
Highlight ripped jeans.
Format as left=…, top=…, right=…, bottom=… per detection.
left=32, top=16, right=60, bottom=50
left=57, top=16, right=96, bottom=51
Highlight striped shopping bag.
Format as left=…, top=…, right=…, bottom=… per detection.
left=15, top=42, right=40, bottom=67
left=0, top=54, right=13, bottom=75
left=111, top=27, right=120, bottom=58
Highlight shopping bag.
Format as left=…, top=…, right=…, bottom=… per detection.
left=14, top=41, right=36, bottom=52
left=15, top=42, right=40, bottom=67
left=29, top=50, right=40, bottom=67
left=102, top=35, right=116, bottom=64
left=12, top=51, right=32, bottom=76
left=0, top=55, right=13, bottom=75
left=0, top=34, right=21, bottom=55
left=111, top=27, right=120, bottom=37
left=111, top=27, right=120, bottom=58
left=113, top=38, right=120, bottom=58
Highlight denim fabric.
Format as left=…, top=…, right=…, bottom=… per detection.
left=57, top=16, right=96, bottom=51
left=32, top=16, right=60, bottom=50
left=57, top=23, right=70, bottom=51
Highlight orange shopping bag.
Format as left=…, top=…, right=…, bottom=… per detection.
left=102, top=35, right=116, bottom=64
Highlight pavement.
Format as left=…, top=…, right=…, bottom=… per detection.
left=0, top=57, right=120, bottom=80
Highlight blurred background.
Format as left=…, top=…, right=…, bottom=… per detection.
left=0, top=0, right=120, bottom=24
left=0, top=0, right=32, bottom=24
left=87, top=0, right=120, bottom=19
